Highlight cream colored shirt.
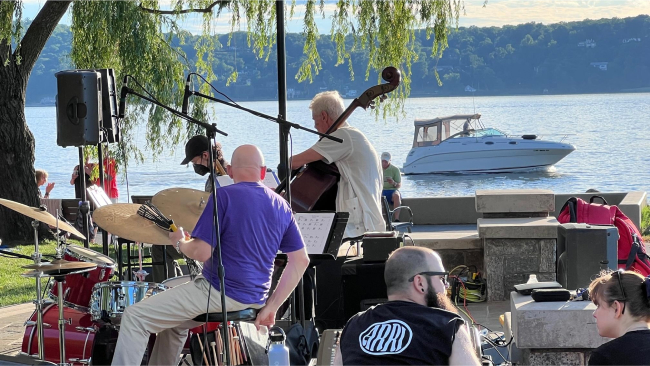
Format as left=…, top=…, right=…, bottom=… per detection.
left=311, top=123, right=385, bottom=237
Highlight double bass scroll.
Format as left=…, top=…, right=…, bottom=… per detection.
left=276, top=67, right=401, bottom=213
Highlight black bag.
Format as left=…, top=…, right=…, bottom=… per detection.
left=531, top=288, right=571, bottom=302
left=286, top=320, right=319, bottom=365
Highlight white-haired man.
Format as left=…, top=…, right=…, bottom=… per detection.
left=291, top=90, right=385, bottom=238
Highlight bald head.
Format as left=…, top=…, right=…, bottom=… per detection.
left=384, top=246, right=444, bottom=297
left=227, top=145, right=266, bottom=183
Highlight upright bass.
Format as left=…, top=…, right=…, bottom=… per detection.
left=276, top=66, right=401, bottom=212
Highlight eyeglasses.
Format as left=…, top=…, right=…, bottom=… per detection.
left=408, top=271, right=449, bottom=287
left=614, top=270, right=627, bottom=314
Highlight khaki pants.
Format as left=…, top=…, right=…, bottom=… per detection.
left=111, top=276, right=261, bottom=366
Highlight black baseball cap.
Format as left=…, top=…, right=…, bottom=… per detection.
left=180, top=135, right=210, bottom=165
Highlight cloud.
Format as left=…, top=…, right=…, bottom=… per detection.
left=460, top=0, right=650, bottom=27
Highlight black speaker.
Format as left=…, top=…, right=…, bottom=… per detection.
left=341, top=258, right=387, bottom=322
left=55, top=70, right=102, bottom=147
left=557, top=223, right=618, bottom=290
left=0, top=354, right=56, bottom=365
left=92, top=69, right=120, bottom=143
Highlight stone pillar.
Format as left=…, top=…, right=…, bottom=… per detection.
left=476, top=189, right=558, bottom=301
left=510, top=292, right=608, bottom=365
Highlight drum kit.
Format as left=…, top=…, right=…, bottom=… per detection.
left=0, top=188, right=219, bottom=366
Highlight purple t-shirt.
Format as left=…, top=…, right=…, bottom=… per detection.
left=192, top=181, right=304, bottom=305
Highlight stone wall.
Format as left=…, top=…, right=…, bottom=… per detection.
left=520, top=349, right=592, bottom=366
left=484, top=238, right=556, bottom=300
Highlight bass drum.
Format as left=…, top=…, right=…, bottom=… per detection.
left=21, top=303, right=154, bottom=366
left=21, top=303, right=98, bottom=365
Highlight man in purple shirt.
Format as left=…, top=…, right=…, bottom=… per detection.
left=112, top=145, right=310, bottom=366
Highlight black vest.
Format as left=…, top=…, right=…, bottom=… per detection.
left=340, top=301, right=463, bottom=365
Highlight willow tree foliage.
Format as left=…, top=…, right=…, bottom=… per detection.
left=0, top=0, right=464, bottom=241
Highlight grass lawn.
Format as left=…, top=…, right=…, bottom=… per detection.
left=0, top=238, right=159, bottom=308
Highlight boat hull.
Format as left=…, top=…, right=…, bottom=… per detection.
left=403, top=139, right=575, bottom=174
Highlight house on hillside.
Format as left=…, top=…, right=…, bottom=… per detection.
left=578, top=39, right=596, bottom=48
left=432, top=66, right=454, bottom=72
left=590, top=62, right=608, bottom=71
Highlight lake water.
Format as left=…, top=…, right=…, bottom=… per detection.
left=29, top=93, right=650, bottom=200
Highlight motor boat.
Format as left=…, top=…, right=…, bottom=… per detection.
left=403, top=114, right=575, bottom=174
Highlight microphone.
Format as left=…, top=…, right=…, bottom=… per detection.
left=118, top=75, right=129, bottom=119
left=181, top=73, right=191, bottom=115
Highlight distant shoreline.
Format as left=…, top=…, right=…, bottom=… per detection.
left=25, top=88, right=650, bottom=107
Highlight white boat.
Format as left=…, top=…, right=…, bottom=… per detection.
left=403, top=114, right=575, bottom=174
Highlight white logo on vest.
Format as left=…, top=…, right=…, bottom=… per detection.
left=358, top=319, right=413, bottom=355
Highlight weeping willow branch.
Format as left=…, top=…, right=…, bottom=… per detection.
left=138, top=0, right=227, bottom=15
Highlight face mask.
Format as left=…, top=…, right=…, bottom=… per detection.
left=193, top=163, right=210, bottom=176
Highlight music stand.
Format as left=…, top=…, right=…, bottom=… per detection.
left=279, top=212, right=348, bottom=324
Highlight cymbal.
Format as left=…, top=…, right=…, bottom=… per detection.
left=152, top=188, right=209, bottom=233
left=22, top=258, right=97, bottom=276
left=0, top=198, right=86, bottom=240
left=92, top=203, right=171, bottom=245
left=22, top=267, right=95, bottom=277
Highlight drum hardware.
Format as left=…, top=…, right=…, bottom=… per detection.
left=67, top=358, right=89, bottom=365
left=23, top=254, right=96, bottom=366
left=45, top=244, right=116, bottom=310
left=75, top=327, right=96, bottom=333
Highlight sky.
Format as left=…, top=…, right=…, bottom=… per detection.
left=20, top=0, right=650, bottom=34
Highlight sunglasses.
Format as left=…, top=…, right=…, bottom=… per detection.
left=408, top=271, right=449, bottom=287
left=614, top=270, right=627, bottom=314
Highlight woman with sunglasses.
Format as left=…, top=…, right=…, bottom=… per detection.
left=588, top=270, right=650, bottom=365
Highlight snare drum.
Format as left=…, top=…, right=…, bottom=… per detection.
left=90, top=281, right=167, bottom=325
left=48, top=244, right=115, bottom=309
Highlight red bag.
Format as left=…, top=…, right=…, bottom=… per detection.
left=558, top=196, right=650, bottom=276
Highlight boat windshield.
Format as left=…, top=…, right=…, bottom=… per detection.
left=451, top=128, right=506, bottom=138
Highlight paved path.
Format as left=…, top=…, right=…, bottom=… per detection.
left=0, top=303, right=34, bottom=356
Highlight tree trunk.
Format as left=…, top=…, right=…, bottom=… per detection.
left=0, top=63, right=42, bottom=242
left=0, top=0, right=71, bottom=243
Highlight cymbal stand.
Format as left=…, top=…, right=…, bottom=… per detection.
left=133, top=243, right=148, bottom=281
left=30, top=220, right=45, bottom=360
left=53, top=273, right=71, bottom=366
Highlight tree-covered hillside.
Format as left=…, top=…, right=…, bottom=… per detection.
left=27, top=15, right=650, bottom=104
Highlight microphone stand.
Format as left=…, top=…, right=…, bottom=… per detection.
left=120, top=85, right=232, bottom=363
left=185, top=87, right=343, bottom=332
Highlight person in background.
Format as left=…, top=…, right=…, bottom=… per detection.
left=35, top=169, right=55, bottom=199
left=70, top=156, right=95, bottom=199
left=181, top=134, right=229, bottom=193
left=151, top=135, right=229, bottom=283
left=335, top=246, right=480, bottom=365
left=102, top=150, right=119, bottom=203
left=380, top=152, right=402, bottom=221
left=587, top=270, right=650, bottom=365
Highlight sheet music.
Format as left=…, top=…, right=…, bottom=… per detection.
left=295, top=212, right=336, bottom=255
left=86, top=186, right=112, bottom=208
left=215, top=170, right=280, bottom=189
